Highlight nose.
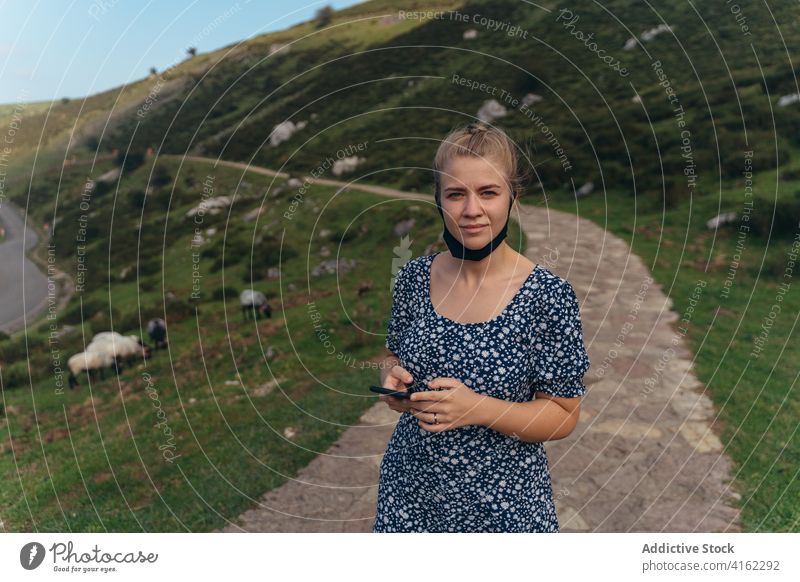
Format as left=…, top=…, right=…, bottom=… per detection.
left=463, top=191, right=484, bottom=217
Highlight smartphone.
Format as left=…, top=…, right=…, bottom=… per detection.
left=370, top=385, right=411, bottom=399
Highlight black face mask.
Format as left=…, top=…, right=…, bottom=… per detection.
left=436, top=194, right=514, bottom=261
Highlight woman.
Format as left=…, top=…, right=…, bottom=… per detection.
left=373, top=122, right=591, bottom=533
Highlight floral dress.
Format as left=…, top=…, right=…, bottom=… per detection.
left=374, top=252, right=590, bottom=533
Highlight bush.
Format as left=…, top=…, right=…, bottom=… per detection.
left=116, top=150, right=145, bottom=173
left=128, top=189, right=147, bottom=209
left=212, top=286, right=239, bottom=301
left=62, top=297, right=106, bottom=325
left=750, top=195, right=800, bottom=240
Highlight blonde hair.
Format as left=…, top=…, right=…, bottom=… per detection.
left=433, top=122, right=525, bottom=206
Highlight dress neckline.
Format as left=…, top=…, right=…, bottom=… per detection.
left=424, top=251, right=540, bottom=327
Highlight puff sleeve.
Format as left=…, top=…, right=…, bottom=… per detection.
left=385, top=262, right=415, bottom=355
left=529, top=279, right=590, bottom=398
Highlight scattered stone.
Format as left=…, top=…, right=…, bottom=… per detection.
left=393, top=218, right=415, bottom=237
left=242, top=207, right=266, bottom=222
left=477, top=99, right=507, bottom=123
left=463, top=28, right=478, bottom=40
left=521, top=93, right=543, bottom=107
left=575, top=181, right=595, bottom=198
left=185, top=196, right=233, bottom=218
left=96, top=167, right=121, bottom=183
left=287, top=177, right=302, bottom=188
left=283, top=426, right=298, bottom=439
left=311, top=258, right=357, bottom=277
left=706, top=212, right=737, bottom=230
left=270, top=120, right=305, bottom=147
left=777, top=93, right=800, bottom=107
left=624, top=23, right=673, bottom=50
left=252, top=377, right=283, bottom=397
left=332, top=156, right=365, bottom=176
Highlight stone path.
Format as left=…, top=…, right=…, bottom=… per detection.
left=184, top=156, right=742, bottom=533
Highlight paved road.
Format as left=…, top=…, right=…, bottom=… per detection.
left=165, top=155, right=742, bottom=533
left=0, top=201, right=49, bottom=334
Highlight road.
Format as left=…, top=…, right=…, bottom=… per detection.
left=0, top=201, right=50, bottom=334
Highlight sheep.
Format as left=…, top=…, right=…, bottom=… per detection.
left=88, top=332, right=151, bottom=365
left=147, top=318, right=167, bottom=349
left=67, top=351, right=118, bottom=389
left=240, top=290, right=272, bottom=321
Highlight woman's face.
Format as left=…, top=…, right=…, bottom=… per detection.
left=439, top=155, right=515, bottom=249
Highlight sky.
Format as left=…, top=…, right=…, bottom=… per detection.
left=0, top=0, right=366, bottom=104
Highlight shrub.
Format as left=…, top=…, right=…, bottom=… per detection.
left=212, top=286, right=239, bottom=300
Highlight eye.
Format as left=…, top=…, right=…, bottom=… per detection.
left=482, top=191, right=498, bottom=196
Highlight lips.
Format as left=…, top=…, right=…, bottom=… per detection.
left=461, top=224, right=488, bottom=232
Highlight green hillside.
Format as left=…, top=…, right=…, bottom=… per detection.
left=1, top=0, right=799, bottom=532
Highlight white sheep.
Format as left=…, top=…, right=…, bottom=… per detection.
left=88, top=331, right=151, bottom=364
left=67, top=351, right=118, bottom=389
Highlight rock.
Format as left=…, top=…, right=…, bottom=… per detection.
left=521, top=93, right=543, bottom=107
left=205, top=227, right=217, bottom=236
left=624, top=23, right=673, bottom=50
left=185, top=196, right=233, bottom=218
left=575, top=181, right=595, bottom=198
left=271, top=120, right=301, bottom=147
left=252, top=377, right=282, bottom=397
left=778, top=93, right=800, bottom=107
left=311, top=258, right=357, bottom=277
left=265, top=346, right=276, bottom=359
left=319, top=246, right=331, bottom=257
left=393, top=218, right=415, bottom=237
left=225, top=380, right=240, bottom=386
left=641, top=23, right=672, bottom=42
left=266, top=267, right=281, bottom=279
left=189, top=397, right=197, bottom=405
left=242, top=207, right=266, bottom=222
left=283, top=426, right=298, bottom=439
left=269, top=186, right=284, bottom=198
left=706, top=212, right=737, bottom=230
left=96, top=167, right=121, bottom=183
left=477, top=99, right=507, bottom=122
left=332, top=156, right=365, bottom=176
left=54, top=325, right=75, bottom=338
left=631, top=94, right=642, bottom=104
left=319, top=228, right=332, bottom=239
left=287, top=177, right=302, bottom=188
left=463, top=28, right=478, bottom=40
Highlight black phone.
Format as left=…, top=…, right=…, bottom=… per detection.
left=370, top=385, right=411, bottom=399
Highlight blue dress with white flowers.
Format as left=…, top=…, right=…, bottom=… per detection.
left=373, top=252, right=590, bottom=533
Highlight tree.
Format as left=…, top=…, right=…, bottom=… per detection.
left=186, top=47, right=197, bottom=58
left=314, top=6, right=334, bottom=28
left=149, top=67, right=157, bottom=76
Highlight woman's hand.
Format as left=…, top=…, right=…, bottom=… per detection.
left=379, top=365, right=416, bottom=415
left=409, top=377, right=485, bottom=432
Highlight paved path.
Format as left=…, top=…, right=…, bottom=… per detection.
left=177, top=156, right=741, bottom=533
left=0, top=201, right=49, bottom=333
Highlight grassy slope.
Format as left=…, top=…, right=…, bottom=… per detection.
left=1, top=0, right=799, bottom=531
